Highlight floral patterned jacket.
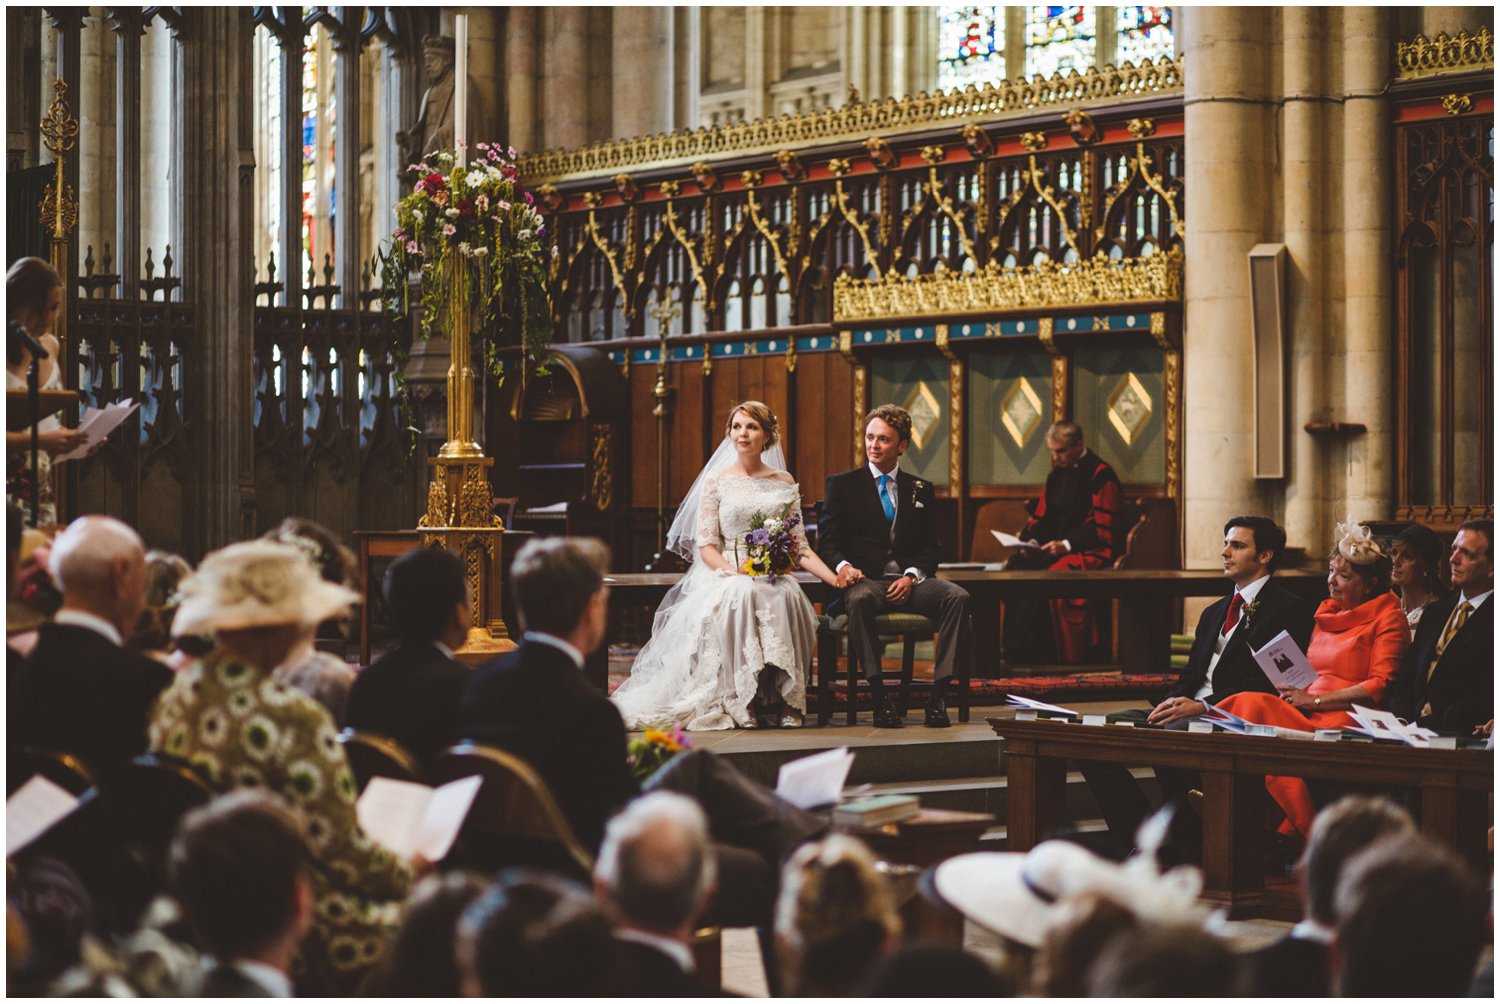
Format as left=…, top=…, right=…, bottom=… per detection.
left=149, top=651, right=409, bottom=979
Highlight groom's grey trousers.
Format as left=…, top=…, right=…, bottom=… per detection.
left=842, top=576, right=972, bottom=681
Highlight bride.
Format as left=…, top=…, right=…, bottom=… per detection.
left=612, top=401, right=840, bottom=730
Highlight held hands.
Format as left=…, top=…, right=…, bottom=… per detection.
left=1147, top=696, right=1205, bottom=726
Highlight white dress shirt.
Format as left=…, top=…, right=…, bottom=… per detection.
left=1193, top=573, right=1271, bottom=702
left=52, top=608, right=124, bottom=647
left=524, top=631, right=585, bottom=671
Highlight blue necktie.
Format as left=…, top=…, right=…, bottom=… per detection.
left=877, top=474, right=895, bottom=524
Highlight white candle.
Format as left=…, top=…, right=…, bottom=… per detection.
left=454, top=14, right=468, bottom=166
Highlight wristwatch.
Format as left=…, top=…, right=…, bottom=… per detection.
left=903, top=571, right=918, bottom=583
left=1313, top=696, right=1322, bottom=708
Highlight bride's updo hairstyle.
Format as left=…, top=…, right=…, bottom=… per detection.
left=725, top=400, right=779, bottom=450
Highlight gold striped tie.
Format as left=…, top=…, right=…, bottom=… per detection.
left=1420, top=601, right=1472, bottom=717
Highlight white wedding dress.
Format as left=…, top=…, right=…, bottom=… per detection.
left=612, top=472, right=818, bottom=731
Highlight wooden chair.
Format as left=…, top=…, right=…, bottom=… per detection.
left=337, top=728, right=423, bottom=791
left=430, top=741, right=595, bottom=877
left=968, top=499, right=1035, bottom=564
left=818, top=611, right=968, bottom=725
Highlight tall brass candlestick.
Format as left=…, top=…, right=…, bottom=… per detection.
left=643, top=292, right=681, bottom=571
left=438, top=249, right=483, bottom=459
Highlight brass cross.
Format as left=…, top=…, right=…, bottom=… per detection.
left=648, top=289, right=681, bottom=342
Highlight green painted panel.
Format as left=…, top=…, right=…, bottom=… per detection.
left=968, top=349, right=1055, bottom=486
left=870, top=355, right=950, bottom=487
left=1070, top=342, right=1166, bottom=486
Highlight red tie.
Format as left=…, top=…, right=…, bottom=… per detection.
left=1222, top=592, right=1244, bottom=637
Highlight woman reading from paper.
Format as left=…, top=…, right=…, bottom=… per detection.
left=1217, top=518, right=1410, bottom=839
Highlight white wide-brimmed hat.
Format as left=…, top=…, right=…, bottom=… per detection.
left=171, top=540, right=360, bottom=636
left=932, top=839, right=1206, bottom=948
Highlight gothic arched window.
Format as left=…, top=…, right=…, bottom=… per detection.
left=937, top=6, right=1005, bottom=92
left=1024, top=6, right=1097, bottom=78
left=1116, top=6, right=1174, bottom=65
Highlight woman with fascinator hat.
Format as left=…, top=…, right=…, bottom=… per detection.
left=148, top=541, right=410, bottom=992
left=1217, top=517, right=1410, bottom=839
left=612, top=401, right=842, bottom=730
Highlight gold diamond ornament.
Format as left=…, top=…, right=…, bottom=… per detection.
left=999, top=377, right=1043, bottom=448
left=903, top=381, right=942, bottom=451
left=1106, top=372, right=1153, bottom=446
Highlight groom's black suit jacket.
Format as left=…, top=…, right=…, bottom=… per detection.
left=819, top=466, right=941, bottom=579
left=1164, top=579, right=1315, bottom=708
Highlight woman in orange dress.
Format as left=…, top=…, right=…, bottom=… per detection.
left=1218, top=519, right=1410, bottom=839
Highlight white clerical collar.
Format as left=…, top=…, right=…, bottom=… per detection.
left=867, top=462, right=900, bottom=481
left=524, top=631, right=585, bottom=671
left=1457, top=588, right=1492, bottom=610
left=1289, top=918, right=1335, bottom=945
left=53, top=608, right=124, bottom=647
left=1235, top=573, right=1271, bottom=605
left=432, top=639, right=455, bottom=660
left=616, top=927, right=695, bottom=973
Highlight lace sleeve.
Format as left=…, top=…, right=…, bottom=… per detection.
left=791, top=485, right=811, bottom=555
left=696, top=474, right=721, bottom=549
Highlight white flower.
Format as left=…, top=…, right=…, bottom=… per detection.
left=442, top=223, right=456, bottom=236
left=465, top=169, right=486, bottom=188
left=412, top=210, right=424, bottom=223
left=445, top=208, right=461, bottom=219
left=550, top=245, right=560, bottom=259
left=457, top=241, right=472, bottom=256
left=472, top=246, right=489, bottom=257
left=518, top=229, right=531, bottom=240
left=487, top=164, right=504, bottom=179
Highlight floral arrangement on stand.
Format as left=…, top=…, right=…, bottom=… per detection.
left=734, top=501, right=803, bottom=581
left=380, top=143, right=552, bottom=377
left=626, top=724, right=693, bottom=784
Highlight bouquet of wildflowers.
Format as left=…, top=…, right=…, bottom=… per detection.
left=626, top=724, right=693, bottom=783
left=381, top=143, right=552, bottom=376
left=736, top=501, right=802, bottom=581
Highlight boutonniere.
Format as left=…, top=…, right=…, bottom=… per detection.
left=911, top=479, right=926, bottom=507
left=1240, top=599, right=1262, bottom=629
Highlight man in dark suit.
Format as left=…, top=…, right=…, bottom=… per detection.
left=819, top=404, right=972, bottom=727
left=1390, top=519, right=1492, bottom=736
left=9, top=516, right=172, bottom=777
left=347, top=547, right=472, bottom=769
left=170, top=791, right=314, bottom=997
left=596, top=792, right=719, bottom=996
left=1245, top=795, right=1413, bottom=996
left=1081, top=516, right=1316, bottom=855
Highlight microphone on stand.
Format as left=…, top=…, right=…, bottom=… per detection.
left=8, top=318, right=49, bottom=360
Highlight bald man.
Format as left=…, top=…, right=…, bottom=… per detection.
left=9, top=516, right=171, bottom=774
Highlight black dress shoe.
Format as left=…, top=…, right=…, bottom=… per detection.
left=924, top=693, right=951, bottom=728
left=872, top=695, right=905, bottom=729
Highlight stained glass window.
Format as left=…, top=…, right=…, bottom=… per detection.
left=937, top=7, right=1005, bottom=92
left=1024, top=6, right=1097, bottom=78
left=1116, top=6, right=1174, bottom=65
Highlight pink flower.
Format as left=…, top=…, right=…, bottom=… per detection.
left=442, top=223, right=456, bottom=236
left=498, top=200, right=511, bottom=211
left=405, top=239, right=419, bottom=254
left=523, top=191, right=534, bottom=205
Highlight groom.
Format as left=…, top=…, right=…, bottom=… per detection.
left=819, top=405, right=972, bottom=727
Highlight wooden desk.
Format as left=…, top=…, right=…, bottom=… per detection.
left=988, top=716, right=1493, bottom=918
left=603, top=569, right=1328, bottom=676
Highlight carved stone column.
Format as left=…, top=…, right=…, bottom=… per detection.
left=180, top=7, right=257, bottom=547
left=1279, top=6, right=1330, bottom=551
left=1340, top=8, right=1394, bottom=517
left=1180, top=7, right=1275, bottom=567
left=611, top=6, right=673, bottom=139
left=504, top=5, right=538, bottom=152
left=543, top=7, right=589, bottom=149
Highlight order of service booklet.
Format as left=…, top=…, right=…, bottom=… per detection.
left=1250, top=629, right=1319, bottom=691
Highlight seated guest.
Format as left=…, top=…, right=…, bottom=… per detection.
left=149, top=540, right=410, bottom=992
left=1084, top=922, right=1243, bottom=996
left=357, top=872, right=490, bottom=998
left=860, top=945, right=1010, bottom=997
left=1333, top=834, right=1489, bottom=997
left=6, top=857, right=94, bottom=996
left=774, top=835, right=900, bottom=997
left=168, top=791, right=314, bottom=997
left=1004, top=421, right=1123, bottom=663
left=1081, top=516, right=1315, bottom=857
left=1218, top=517, right=1409, bottom=839
left=132, top=549, right=192, bottom=667
left=1245, top=795, right=1414, bottom=996
left=456, top=870, right=614, bottom=998
left=1390, top=522, right=1450, bottom=631
left=262, top=518, right=359, bottom=725
left=595, top=792, right=717, bottom=996
left=1031, top=892, right=1140, bottom=997
left=1390, top=520, right=1492, bottom=736
left=10, top=516, right=172, bottom=775
left=347, top=547, right=472, bottom=769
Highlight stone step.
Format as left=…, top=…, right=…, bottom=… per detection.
left=713, top=733, right=1004, bottom=788
left=852, top=766, right=1159, bottom=818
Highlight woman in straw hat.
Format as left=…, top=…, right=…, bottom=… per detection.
left=148, top=540, right=410, bottom=991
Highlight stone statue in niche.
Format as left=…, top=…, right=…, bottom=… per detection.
left=398, top=34, right=483, bottom=180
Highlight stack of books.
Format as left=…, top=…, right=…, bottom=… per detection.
left=832, top=794, right=921, bottom=828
